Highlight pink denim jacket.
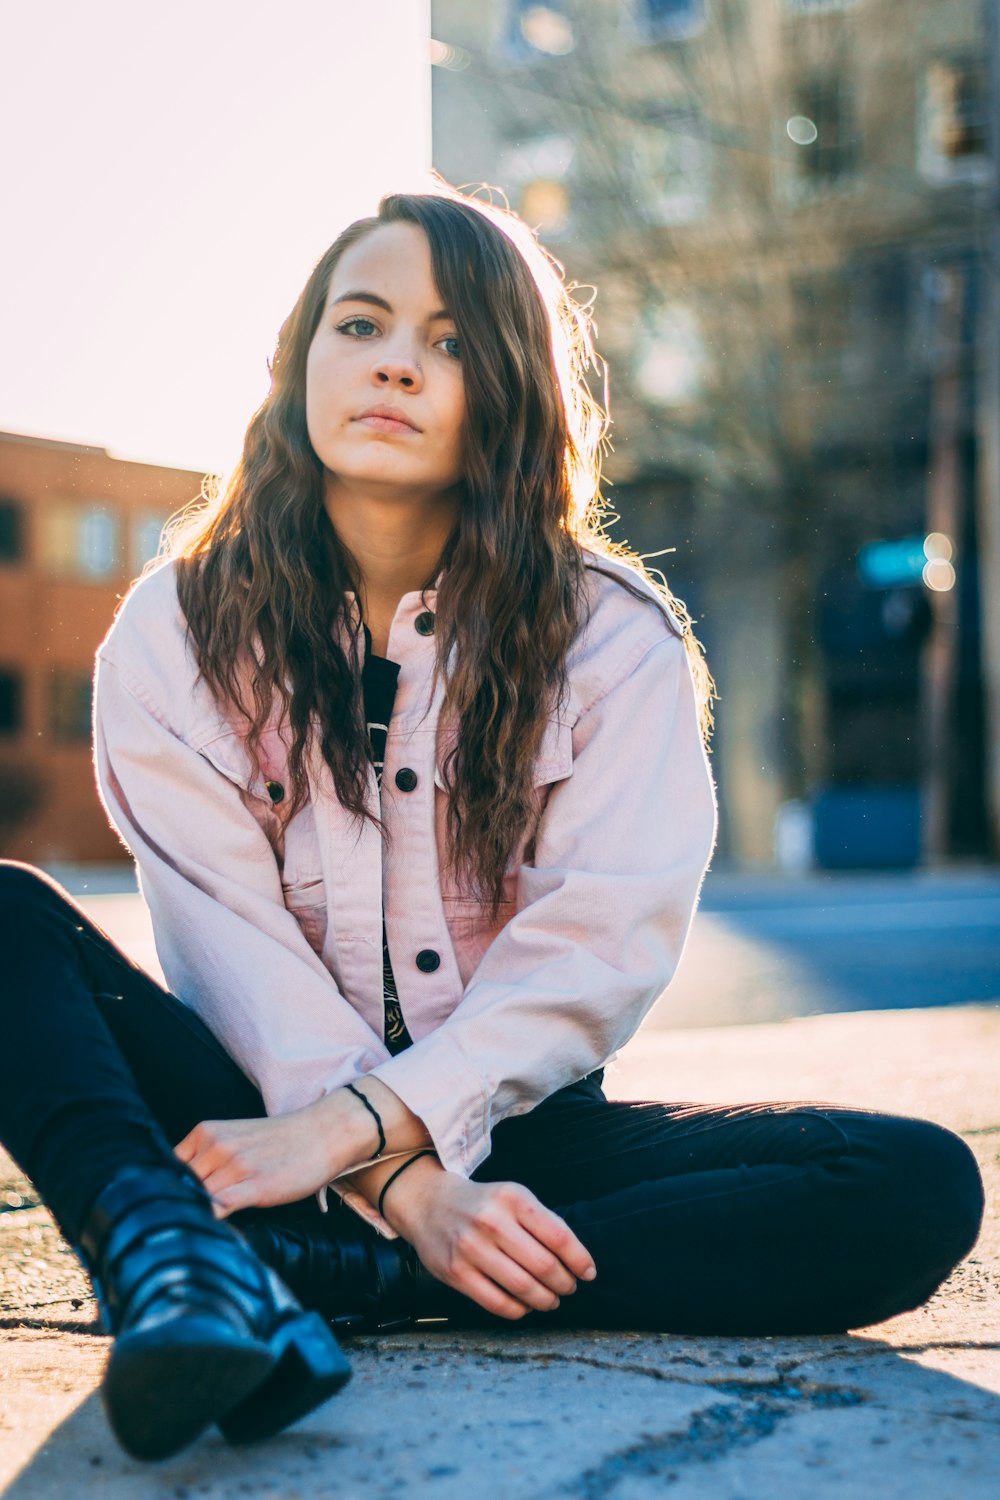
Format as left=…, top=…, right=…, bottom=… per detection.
left=92, top=550, right=717, bottom=1179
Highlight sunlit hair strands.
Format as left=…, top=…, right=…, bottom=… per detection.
left=157, top=179, right=716, bottom=921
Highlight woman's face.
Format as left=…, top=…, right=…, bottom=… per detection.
left=306, top=221, right=466, bottom=498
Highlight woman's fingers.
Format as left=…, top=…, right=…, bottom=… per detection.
left=202, top=1178, right=258, bottom=1217
left=173, top=1123, right=241, bottom=1184
left=172, top=1132, right=194, bottom=1162
left=199, top=1159, right=254, bottom=1199
left=472, top=1243, right=566, bottom=1312
left=492, top=1224, right=578, bottom=1297
left=514, top=1195, right=597, bottom=1281
left=457, top=1266, right=534, bottom=1321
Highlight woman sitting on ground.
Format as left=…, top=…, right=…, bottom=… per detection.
left=0, top=180, right=984, bottom=1463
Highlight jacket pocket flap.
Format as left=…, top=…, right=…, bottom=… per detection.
left=281, top=875, right=325, bottom=910
left=434, top=716, right=574, bottom=793
left=198, top=731, right=272, bottom=802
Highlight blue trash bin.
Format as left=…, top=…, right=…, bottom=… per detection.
left=812, top=786, right=922, bottom=870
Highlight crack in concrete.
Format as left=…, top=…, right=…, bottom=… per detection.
left=372, top=1342, right=709, bottom=1385
left=0, top=1297, right=95, bottom=1318
left=377, top=1342, right=875, bottom=1495
left=0, top=1315, right=101, bottom=1334
left=553, top=1379, right=868, bottom=1497
left=381, top=1340, right=876, bottom=1404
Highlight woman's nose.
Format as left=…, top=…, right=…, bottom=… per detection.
left=373, top=347, right=423, bottom=390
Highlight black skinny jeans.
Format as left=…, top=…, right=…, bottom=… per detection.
left=0, top=860, right=985, bottom=1336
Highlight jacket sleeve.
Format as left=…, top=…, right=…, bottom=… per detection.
left=367, top=629, right=718, bottom=1176
left=92, top=647, right=392, bottom=1124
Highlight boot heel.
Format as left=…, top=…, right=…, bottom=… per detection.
left=104, top=1320, right=277, bottom=1462
left=217, top=1311, right=352, bottom=1445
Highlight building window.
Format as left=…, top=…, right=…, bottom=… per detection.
left=47, top=669, right=93, bottom=743
left=0, top=669, right=23, bottom=735
left=0, top=498, right=25, bottom=563
left=919, top=57, right=990, bottom=184
left=632, top=113, right=710, bottom=224
left=130, top=509, right=169, bottom=575
left=497, top=132, right=576, bottom=235
left=636, top=0, right=704, bottom=42
left=502, top=3, right=574, bottom=62
left=789, top=74, right=860, bottom=184
left=42, top=501, right=121, bottom=581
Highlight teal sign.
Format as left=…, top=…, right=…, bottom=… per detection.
left=857, top=537, right=926, bottom=589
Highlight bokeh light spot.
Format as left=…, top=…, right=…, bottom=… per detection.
left=787, top=115, right=819, bottom=146
left=923, top=531, right=953, bottom=562
left=923, top=557, right=956, bottom=591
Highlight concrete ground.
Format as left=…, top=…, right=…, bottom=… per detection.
left=1, top=887, right=998, bottom=1497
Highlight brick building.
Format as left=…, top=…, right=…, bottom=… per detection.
left=0, top=429, right=206, bottom=863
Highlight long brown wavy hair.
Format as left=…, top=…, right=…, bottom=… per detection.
left=160, top=179, right=715, bottom=919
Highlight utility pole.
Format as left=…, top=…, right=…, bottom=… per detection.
left=923, top=266, right=964, bottom=861
left=977, top=0, right=1000, bottom=856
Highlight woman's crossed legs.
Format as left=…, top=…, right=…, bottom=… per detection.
left=476, top=1081, right=984, bottom=1333
left=0, top=860, right=984, bottom=1335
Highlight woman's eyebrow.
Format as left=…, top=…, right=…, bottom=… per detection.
left=331, top=289, right=452, bottom=321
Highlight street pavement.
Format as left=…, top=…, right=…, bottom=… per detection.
left=1, top=872, right=998, bottom=1496
left=660, top=866, right=1000, bottom=1027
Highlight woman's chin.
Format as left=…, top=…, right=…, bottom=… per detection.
left=322, top=461, right=456, bottom=500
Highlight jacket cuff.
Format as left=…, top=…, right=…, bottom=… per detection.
left=366, top=1033, right=491, bottom=1177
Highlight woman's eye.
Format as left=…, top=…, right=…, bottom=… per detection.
left=336, top=316, right=379, bottom=338
left=438, top=335, right=461, bottom=360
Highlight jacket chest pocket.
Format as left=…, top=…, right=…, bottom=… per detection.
left=197, top=728, right=328, bottom=957
left=435, top=716, right=575, bottom=905
left=433, top=714, right=574, bottom=796
left=196, top=727, right=324, bottom=893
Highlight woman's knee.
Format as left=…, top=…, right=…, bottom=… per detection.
left=0, top=860, right=81, bottom=952
left=855, top=1112, right=985, bottom=1272
left=0, top=860, right=72, bottom=914
left=910, top=1118, right=985, bottom=1265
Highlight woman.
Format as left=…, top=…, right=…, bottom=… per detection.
left=0, top=183, right=984, bottom=1462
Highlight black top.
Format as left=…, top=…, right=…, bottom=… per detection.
left=360, top=623, right=413, bottom=1055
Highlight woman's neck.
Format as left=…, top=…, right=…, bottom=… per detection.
left=323, top=473, right=458, bottom=638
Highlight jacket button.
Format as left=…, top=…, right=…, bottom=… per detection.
left=415, top=948, right=440, bottom=973
left=395, top=767, right=418, bottom=792
left=265, top=780, right=285, bottom=804
left=414, top=610, right=435, bottom=636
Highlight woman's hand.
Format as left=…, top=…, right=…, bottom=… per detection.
left=383, top=1156, right=597, bottom=1320
left=174, top=1094, right=365, bottom=1216
left=173, top=1078, right=432, bottom=1217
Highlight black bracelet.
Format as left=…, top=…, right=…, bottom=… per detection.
left=345, top=1082, right=386, bottom=1160
left=377, top=1149, right=438, bottom=1219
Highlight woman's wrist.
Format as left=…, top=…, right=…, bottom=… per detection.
left=343, top=1149, right=444, bottom=1232
left=356, top=1075, right=433, bottom=1155
left=378, top=1151, right=445, bottom=1234
left=377, top=1149, right=438, bottom=1219
left=314, top=1086, right=382, bottom=1176
left=315, top=1076, right=431, bottom=1178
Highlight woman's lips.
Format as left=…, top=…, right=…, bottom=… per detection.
left=355, top=414, right=420, bottom=434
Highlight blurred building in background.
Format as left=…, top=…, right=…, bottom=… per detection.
left=431, top=0, right=998, bottom=867
left=0, top=430, right=204, bottom=862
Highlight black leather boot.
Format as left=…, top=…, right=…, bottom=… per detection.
left=74, top=1164, right=352, bottom=1460
left=232, top=1196, right=463, bottom=1334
